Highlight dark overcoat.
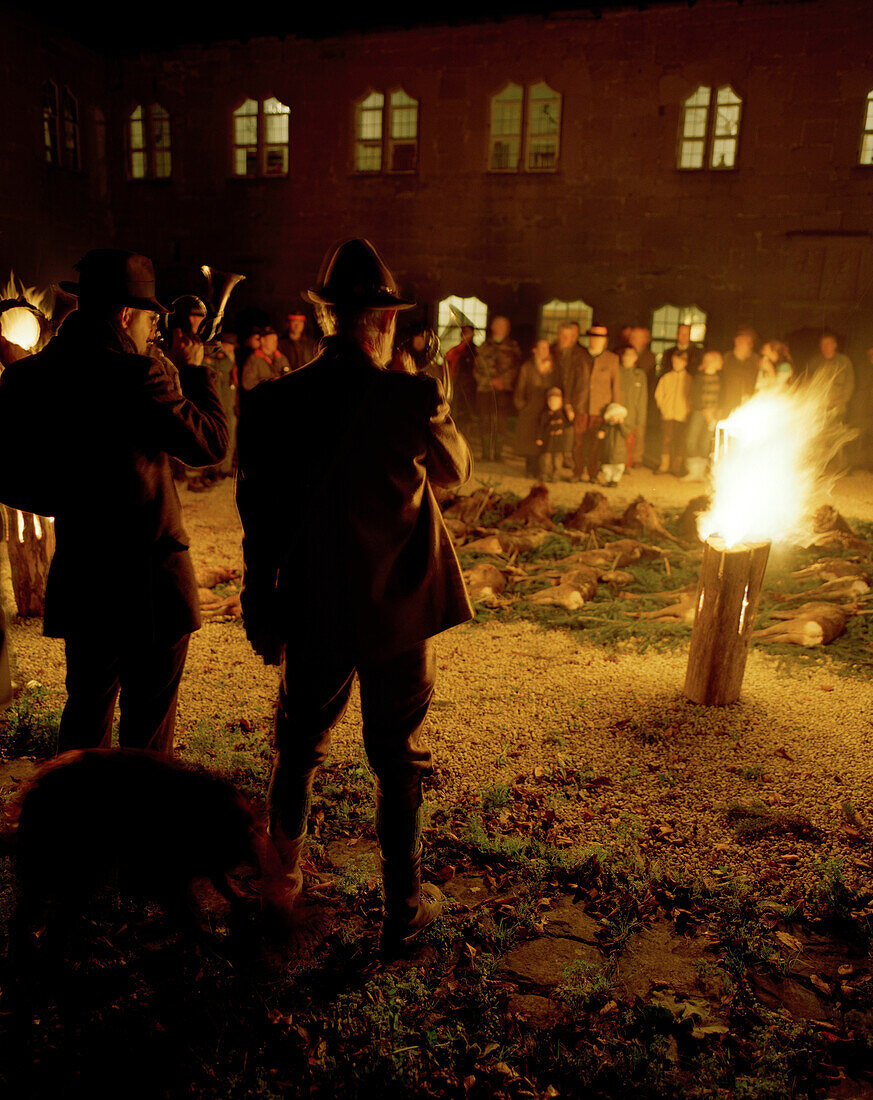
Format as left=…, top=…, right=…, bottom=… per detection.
left=235, top=336, right=474, bottom=663
left=0, top=312, right=228, bottom=643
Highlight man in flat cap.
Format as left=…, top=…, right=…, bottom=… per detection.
left=236, top=238, right=473, bottom=952
left=0, top=249, right=228, bottom=754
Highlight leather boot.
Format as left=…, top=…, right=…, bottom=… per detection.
left=380, top=846, right=444, bottom=953
left=266, top=827, right=306, bottom=909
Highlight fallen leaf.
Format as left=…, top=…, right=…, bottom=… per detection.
left=775, top=931, right=804, bottom=953
left=774, top=746, right=794, bottom=761
left=810, top=975, right=831, bottom=997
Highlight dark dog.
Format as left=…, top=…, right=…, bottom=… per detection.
left=7, top=748, right=290, bottom=961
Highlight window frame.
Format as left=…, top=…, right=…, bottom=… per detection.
left=859, top=90, right=873, bottom=166
left=353, top=87, right=419, bottom=175
left=539, top=299, right=594, bottom=345
left=126, top=103, right=172, bottom=181
left=650, top=304, right=708, bottom=365
left=488, top=81, right=562, bottom=174
left=61, top=86, right=81, bottom=171
left=42, top=80, right=61, bottom=166
left=677, top=84, right=742, bottom=172
left=231, top=96, right=290, bottom=179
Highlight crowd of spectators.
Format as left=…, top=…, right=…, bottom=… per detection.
left=443, top=318, right=858, bottom=486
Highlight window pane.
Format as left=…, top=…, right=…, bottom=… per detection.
left=391, top=105, right=417, bottom=140
left=714, top=104, right=740, bottom=137
left=679, top=139, right=705, bottom=169
left=861, top=133, right=873, bottom=166
left=129, top=119, right=144, bottom=150
left=131, top=151, right=147, bottom=178
left=154, top=151, right=172, bottom=178
left=865, top=95, right=873, bottom=131
left=710, top=137, right=737, bottom=169
left=540, top=299, right=592, bottom=343
left=490, top=138, right=519, bottom=170
left=683, top=106, right=708, bottom=140
left=389, top=141, right=416, bottom=172
left=359, top=105, right=383, bottom=140
left=235, top=114, right=257, bottom=145
left=264, top=111, right=288, bottom=144
left=685, top=86, right=711, bottom=108
left=528, top=139, right=557, bottom=170
left=437, top=295, right=489, bottom=344
left=130, top=105, right=143, bottom=120
left=528, top=84, right=560, bottom=135
left=263, top=97, right=289, bottom=116
left=716, top=85, right=741, bottom=106
left=356, top=141, right=382, bottom=171
left=493, top=100, right=522, bottom=136
left=234, top=99, right=258, bottom=116
left=362, top=91, right=384, bottom=110
left=263, top=144, right=288, bottom=176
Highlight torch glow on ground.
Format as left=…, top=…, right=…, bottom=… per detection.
left=684, top=375, right=854, bottom=706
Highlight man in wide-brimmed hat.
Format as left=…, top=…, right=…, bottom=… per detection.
left=236, top=238, right=473, bottom=952
left=0, top=248, right=228, bottom=754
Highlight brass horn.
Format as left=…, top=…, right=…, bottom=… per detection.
left=201, top=265, right=246, bottom=342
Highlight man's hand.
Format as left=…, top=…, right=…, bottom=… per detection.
left=171, top=329, right=205, bottom=367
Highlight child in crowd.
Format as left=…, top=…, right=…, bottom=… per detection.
left=597, top=403, right=629, bottom=487
left=654, top=348, right=693, bottom=475
left=617, top=345, right=647, bottom=470
left=683, top=350, right=723, bottom=482
left=756, top=341, right=793, bottom=392
left=536, top=387, right=570, bottom=481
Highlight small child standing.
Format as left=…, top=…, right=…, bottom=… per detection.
left=536, top=387, right=571, bottom=481
left=684, top=350, right=723, bottom=482
left=597, top=403, right=629, bottom=487
left=654, top=349, right=693, bottom=475
left=618, top=345, right=647, bottom=469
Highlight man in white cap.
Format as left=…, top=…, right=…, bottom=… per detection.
left=236, top=238, right=473, bottom=952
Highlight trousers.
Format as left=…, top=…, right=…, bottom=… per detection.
left=57, top=632, right=190, bottom=756
left=269, top=638, right=436, bottom=842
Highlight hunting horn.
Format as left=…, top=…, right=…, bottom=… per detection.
left=201, top=265, right=246, bottom=342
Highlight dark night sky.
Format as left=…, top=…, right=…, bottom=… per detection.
left=12, top=0, right=685, bottom=49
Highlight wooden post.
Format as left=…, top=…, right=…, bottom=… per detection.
left=2, top=505, right=55, bottom=618
left=683, top=536, right=771, bottom=706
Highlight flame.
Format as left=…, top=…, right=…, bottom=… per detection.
left=1, top=271, right=54, bottom=352
left=698, top=373, right=856, bottom=549
left=1, top=306, right=40, bottom=350
left=1, top=271, right=54, bottom=318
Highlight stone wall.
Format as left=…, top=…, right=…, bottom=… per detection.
left=3, top=0, right=872, bottom=363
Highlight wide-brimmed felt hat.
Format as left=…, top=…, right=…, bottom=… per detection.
left=304, top=238, right=414, bottom=311
left=60, top=249, right=169, bottom=313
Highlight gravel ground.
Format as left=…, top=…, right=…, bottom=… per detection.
left=6, top=465, right=873, bottom=903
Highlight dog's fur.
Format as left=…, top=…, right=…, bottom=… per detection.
left=7, top=748, right=288, bottom=960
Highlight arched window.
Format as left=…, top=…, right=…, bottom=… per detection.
left=539, top=299, right=593, bottom=344
left=489, top=82, right=562, bottom=173
left=42, top=80, right=60, bottom=166
left=678, top=85, right=741, bottom=170
left=437, top=295, right=489, bottom=346
left=489, top=83, right=523, bottom=171
left=388, top=90, right=419, bottom=172
left=353, top=89, right=419, bottom=173
left=651, top=304, right=708, bottom=364
left=42, top=82, right=80, bottom=170
left=62, top=88, right=80, bottom=171
left=355, top=91, right=384, bottom=172
left=860, top=91, right=873, bottom=165
left=232, top=97, right=290, bottom=178
left=127, top=104, right=172, bottom=180
left=526, top=82, right=561, bottom=171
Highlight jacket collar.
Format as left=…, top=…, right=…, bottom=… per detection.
left=53, top=309, right=138, bottom=356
